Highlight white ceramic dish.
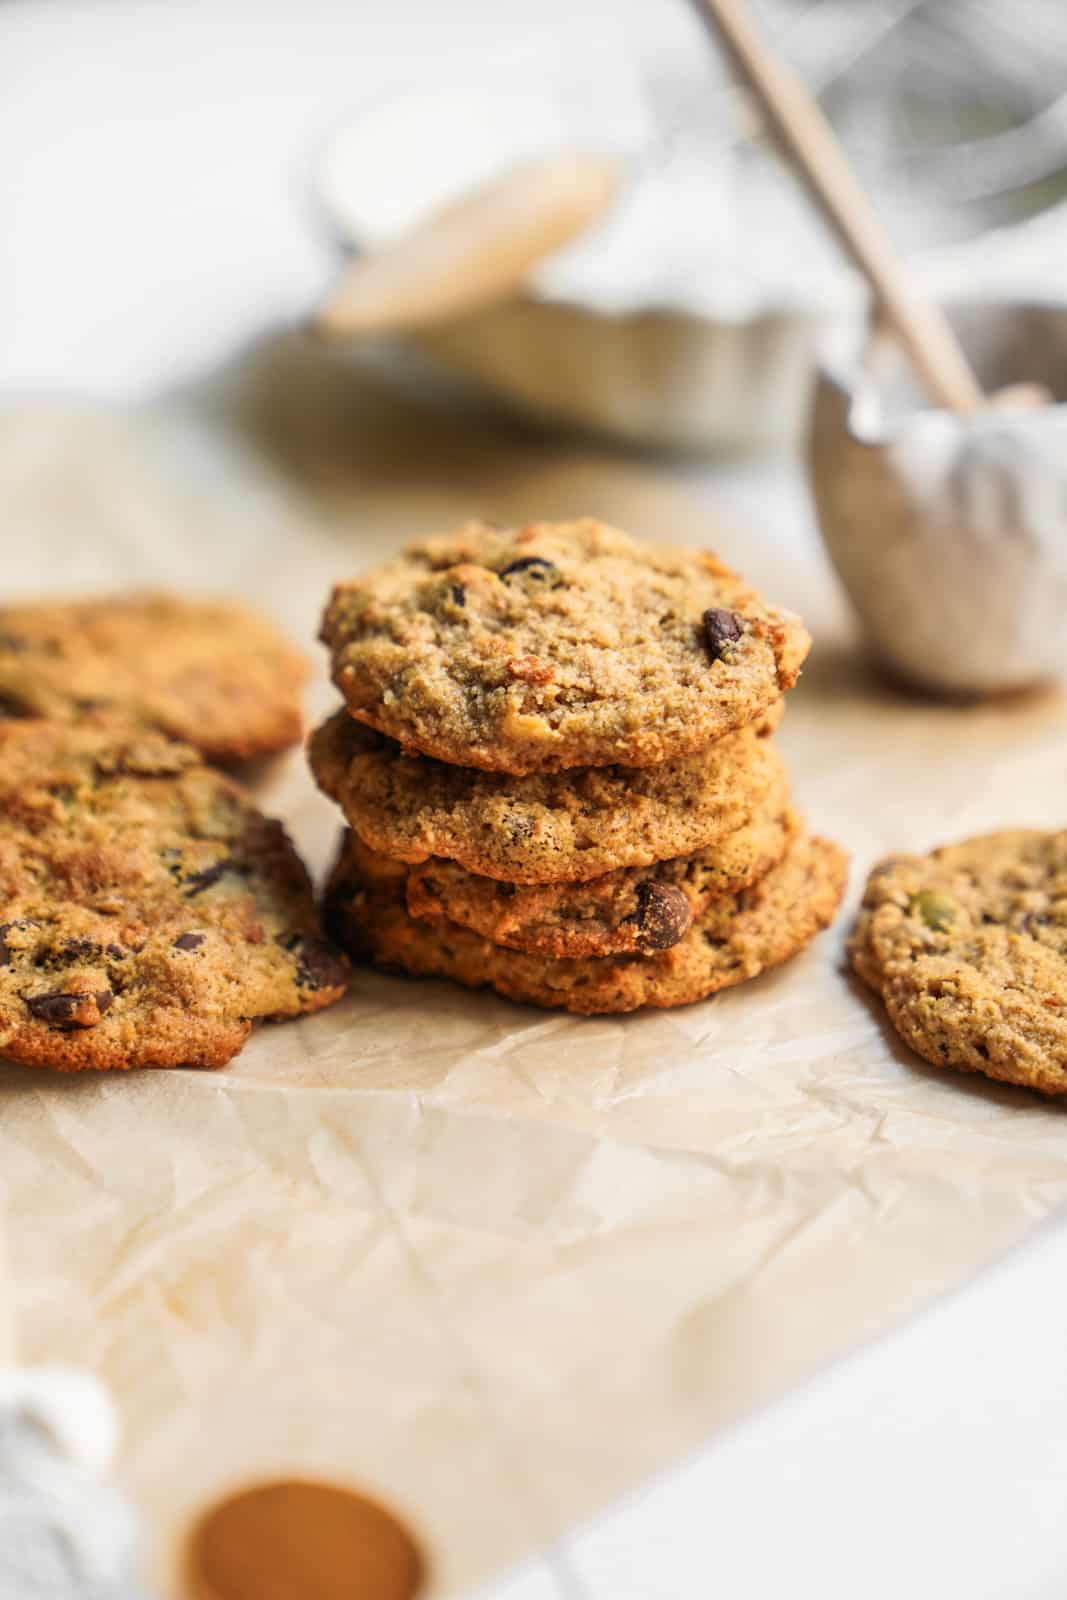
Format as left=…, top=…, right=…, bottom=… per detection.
left=412, top=298, right=817, bottom=455
left=810, top=301, right=1067, bottom=696
left=316, top=67, right=1067, bottom=454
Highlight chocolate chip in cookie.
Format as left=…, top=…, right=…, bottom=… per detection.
left=498, top=556, right=563, bottom=589
left=26, top=988, right=113, bottom=1029
left=291, top=936, right=351, bottom=994
left=702, top=608, right=744, bottom=662
left=630, top=882, right=692, bottom=951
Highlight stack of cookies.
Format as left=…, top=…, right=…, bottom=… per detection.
left=312, top=519, right=847, bottom=1015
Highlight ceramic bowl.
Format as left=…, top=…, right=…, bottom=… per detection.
left=316, top=67, right=1067, bottom=456
left=810, top=301, right=1067, bottom=696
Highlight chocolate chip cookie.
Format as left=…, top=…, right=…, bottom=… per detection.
left=326, top=830, right=847, bottom=1015
left=320, top=519, right=809, bottom=774
left=405, top=790, right=799, bottom=959
left=309, top=703, right=785, bottom=885
left=852, top=830, right=1067, bottom=1096
left=0, top=593, right=308, bottom=762
left=0, top=719, right=348, bottom=1072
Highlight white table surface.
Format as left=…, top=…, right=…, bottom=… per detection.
left=5, top=5, right=1067, bottom=1597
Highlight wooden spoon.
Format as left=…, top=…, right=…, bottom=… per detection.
left=313, top=151, right=620, bottom=338
left=690, top=0, right=987, bottom=415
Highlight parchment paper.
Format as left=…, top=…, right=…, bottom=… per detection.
left=2, top=337, right=1067, bottom=1598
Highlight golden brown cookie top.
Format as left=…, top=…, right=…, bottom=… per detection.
left=326, top=830, right=847, bottom=1016
left=851, top=829, right=1067, bottom=1097
left=0, top=592, right=308, bottom=761
left=309, top=704, right=785, bottom=885
left=320, top=519, right=809, bottom=774
left=0, top=718, right=347, bottom=1072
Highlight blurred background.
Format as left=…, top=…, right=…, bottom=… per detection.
left=6, top=0, right=1067, bottom=433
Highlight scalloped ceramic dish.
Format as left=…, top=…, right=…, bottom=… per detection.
left=316, top=72, right=1067, bottom=454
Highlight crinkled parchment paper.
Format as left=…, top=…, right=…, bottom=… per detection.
left=2, top=337, right=1067, bottom=1596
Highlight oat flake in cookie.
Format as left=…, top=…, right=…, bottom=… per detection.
left=0, top=719, right=348, bottom=1072
left=326, top=830, right=847, bottom=1016
left=0, top=593, right=308, bottom=762
left=852, top=830, right=1067, bottom=1098
left=320, top=519, right=810, bottom=773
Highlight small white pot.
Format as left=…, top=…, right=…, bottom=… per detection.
left=810, top=302, right=1067, bottom=696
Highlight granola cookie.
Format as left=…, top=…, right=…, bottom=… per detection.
left=406, top=791, right=799, bottom=959
left=308, top=703, right=784, bottom=885
left=0, top=593, right=308, bottom=761
left=0, top=719, right=348, bottom=1072
left=325, top=830, right=847, bottom=1015
left=320, top=519, right=809, bottom=773
left=852, top=829, right=1067, bottom=1097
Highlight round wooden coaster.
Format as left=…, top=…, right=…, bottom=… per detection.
left=187, top=1479, right=425, bottom=1600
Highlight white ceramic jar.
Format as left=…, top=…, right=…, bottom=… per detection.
left=810, top=302, right=1067, bottom=696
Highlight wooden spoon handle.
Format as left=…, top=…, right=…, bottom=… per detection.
left=691, top=0, right=984, bottom=414
left=314, top=152, right=620, bottom=338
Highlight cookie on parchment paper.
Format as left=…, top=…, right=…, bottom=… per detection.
left=852, top=829, right=1067, bottom=1097
left=320, top=519, right=809, bottom=774
left=0, top=719, right=347, bottom=1072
